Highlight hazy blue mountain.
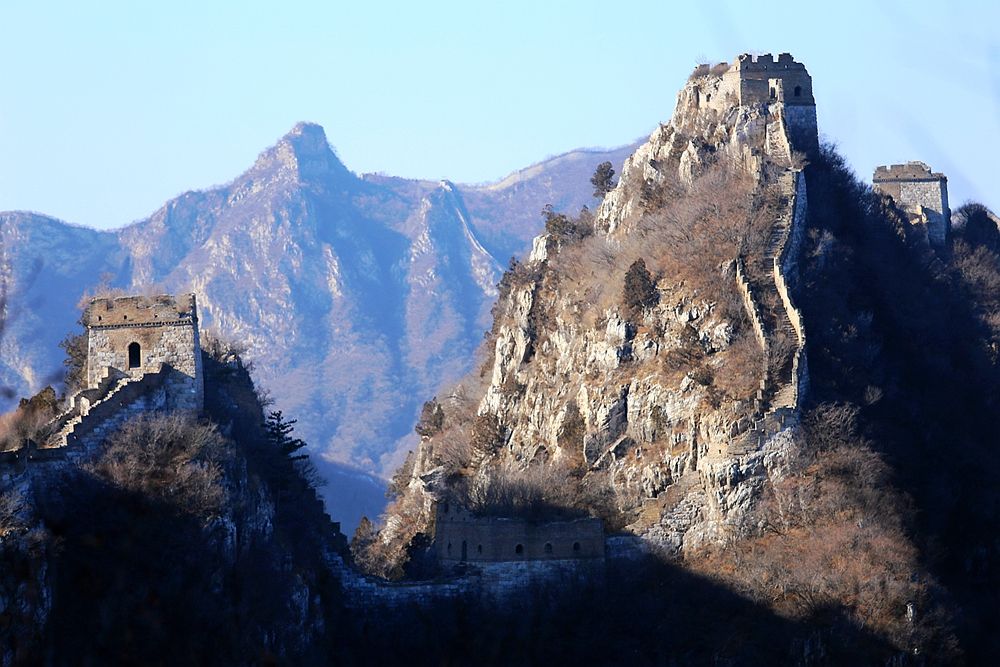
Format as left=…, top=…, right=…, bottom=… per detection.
left=0, top=123, right=636, bottom=523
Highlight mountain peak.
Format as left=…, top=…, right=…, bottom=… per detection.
left=252, top=121, right=351, bottom=182
left=282, top=121, right=332, bottom=156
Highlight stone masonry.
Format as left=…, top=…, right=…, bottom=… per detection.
left=85, top=294, right=203, bottom=410
left=690, top=53, right=819, bottom=157
left=873, top=161, right=950, bottom=246
left=434, top=504, right=605, bottom=564
left=42, top=294, right=204, bottom=451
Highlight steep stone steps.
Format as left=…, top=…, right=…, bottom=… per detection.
left=731, top=168, right=804, bottom=451
left=628, top=473, right=701, bottom=534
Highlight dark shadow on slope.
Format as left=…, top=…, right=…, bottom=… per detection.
left=35, top=471, right=241, bottom=666
left=800, top=145, right=1000, bottom=660
left=341, top=554, right=898, bottom=666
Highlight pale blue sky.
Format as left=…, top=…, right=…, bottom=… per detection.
left=1, top=0, right=996, bottom=229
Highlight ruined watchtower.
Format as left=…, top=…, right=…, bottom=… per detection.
left=84, top=293, right=204, bottom=411
left=873, top=162, right=950, bottom=246
left=693, top=53, right=818, bottom=157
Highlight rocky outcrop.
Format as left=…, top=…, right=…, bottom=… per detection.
left=383, top=58, right=816, bottom=561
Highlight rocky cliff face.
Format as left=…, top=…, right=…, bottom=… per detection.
left=0, top=125, right=634, bottom=487
left=381, top=63, right=811, bottom=559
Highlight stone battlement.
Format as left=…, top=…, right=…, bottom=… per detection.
left=84, top=294, right=203, bottom=409
left=691, top=52, right=815, bottom=108
left=685, top=52, right=818, bottom=159
left=873, top=162, right=947, bottom=182
left=732, top=52, right=806, bottom=72
left=85, top=293, right=197, bottom=328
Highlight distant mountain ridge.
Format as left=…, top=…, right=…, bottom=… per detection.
left=0, top=123, right=637, bottom=493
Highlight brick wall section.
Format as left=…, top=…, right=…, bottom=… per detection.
left=65, top=370, right=169, bottom=450
left=328, top=546, right=608, bottom=612
left=729, top=169, right=809, bottom=452
left=772, top=170, right=810, bottom=410
left=434, top=507, right=605, bottom=563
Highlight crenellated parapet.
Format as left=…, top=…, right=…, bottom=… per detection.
left=688, top=52, right=818, bottom=158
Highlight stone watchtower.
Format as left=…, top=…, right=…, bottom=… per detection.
left=84, top=293, right=204, bottom=411
left=694, top=53, right=819, bottom=158
left=873, top=162, right=950, bottom=246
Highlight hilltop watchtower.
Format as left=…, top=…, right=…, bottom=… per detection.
left=692, top=53, right=819, bottom=157
left=84, top=293, right=204, bottom=411
left=873, top=162, right=950, bottom=246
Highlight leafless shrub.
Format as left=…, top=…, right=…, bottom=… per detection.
left=432, top=424, right=474, bottom=474
left=709, top=62, right=730, bottom=76
left=351, top=488, right=430, bottom=580
left=466, top=460, right=579, bottom=519
left=201, top=329, right=249, bottom=365
left=689, top=403, right=956, bottom=656
left=0, top=387, right=59, bottom=451
left=85, top=414, right=227, bottom=518
left=712, top=333, right=762, bottom=402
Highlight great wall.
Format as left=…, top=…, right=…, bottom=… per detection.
left=0, top=52, right=956, bottom=611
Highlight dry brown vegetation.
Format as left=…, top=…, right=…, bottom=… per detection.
left=546, top=161, right=765, bottom=316
left=0, top=489, right=24, bottom=537
left=85, top=414, right=228, bottom=518
left=688, top=405, right=958, bottom=657
left=0, top=386, right=59, bottom=452
left=466, top=459, right=581, bottom=519
left=952, top=240, right=1000, bottom=359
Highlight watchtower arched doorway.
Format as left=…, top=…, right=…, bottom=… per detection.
left=128, top=342, right=141, bottom=369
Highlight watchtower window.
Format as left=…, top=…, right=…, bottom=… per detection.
left=461, top=540, right=468, bottom=561
left=794, top=85, right=802, bottom=97
left=544, top=543, right=553, bottom=554
left=573, top=542, right=581, bottom=553
left=769, top=87, right=776, bottom=99
left=127, top=342, right=141, bottom=369
left=515, top=544, right=524, bottom=555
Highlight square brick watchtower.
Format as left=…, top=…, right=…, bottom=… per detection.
left=84, top=293, right=204, bottom=411
left=873, top=162, right=950, bottom=246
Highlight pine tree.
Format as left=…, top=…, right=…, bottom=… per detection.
left=622, top=258, right=658, bottom=314
left=265, top=410, right=307, bottom=461
left=590, top=161, right=616, bottom=198
left=414, top=399, right=445, bottom=437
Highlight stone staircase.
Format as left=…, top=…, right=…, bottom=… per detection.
left=627, top=473, right=703, bottom=535
left=726, top=169, right=808, bottom=455
left=44, top=367, right=127, bottom=448
left=43, top=365, right=168, bottom=452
